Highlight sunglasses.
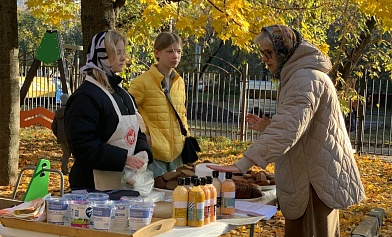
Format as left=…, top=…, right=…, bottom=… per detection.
left=260, top=49, right=274, bottom=59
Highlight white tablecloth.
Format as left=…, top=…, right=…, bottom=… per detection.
left=155, top=188, right=277, bottom=237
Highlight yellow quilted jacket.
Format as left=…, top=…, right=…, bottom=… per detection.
left=128, top=64, right=188, bottom=162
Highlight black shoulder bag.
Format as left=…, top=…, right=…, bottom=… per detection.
left=161, top=82, right=201, bottom=164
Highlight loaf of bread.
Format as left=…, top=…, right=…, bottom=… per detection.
left=154, top=176, right=166, bottom=189
left=162, top=171, right=181, bottom=181
left=235, top=183, right=263, bottom=199
left=165, top=180, right=178, bottom=190
left=154, top=165, right=196, bottom=190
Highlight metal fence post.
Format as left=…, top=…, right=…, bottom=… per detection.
left=356, top=70, right=366, bottom=154
left=239, top=63, right=248, bottom=141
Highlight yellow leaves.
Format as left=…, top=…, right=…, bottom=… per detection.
left=355, top=0, right=392, bottom=31
left=24, top=0, right=78, bottom=28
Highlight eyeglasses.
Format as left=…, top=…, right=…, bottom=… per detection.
left=260, top=49, right=274, bottom=59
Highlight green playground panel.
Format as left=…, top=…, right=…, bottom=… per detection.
left=35, top=31, right=62, bottom=64
left=23, top=159, right=50, bottom=202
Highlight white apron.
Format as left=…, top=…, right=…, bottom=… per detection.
left=86, top=76, right=141, bottom=191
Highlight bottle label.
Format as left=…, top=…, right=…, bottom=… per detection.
left=223, top=191, right=235, bottom=208
left=173, top=201, right=187, bottom=220
left=210, top=198, right=215, bottom=205
left=174, top=208, right=187, bottom=220
left=204, top=204, right=210, bottom=219
left=174, top=201, right=187, bottom=208
left=195, top=202, right=205, bottom=221
left=187, top=202, right=195, bottom=221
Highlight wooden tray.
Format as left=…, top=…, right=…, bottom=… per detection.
left=0, top=217, right=176, bottom=237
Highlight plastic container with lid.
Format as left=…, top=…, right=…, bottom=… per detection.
left=69, top=199, right=91, bottom=228
left=63, top=193, right=87, bottom=226
left=91, top=200, right=116, bottom=231
left=86, top=192, right=109, bottom=201
left=45, top=197, right=69, bottom=225
left=128, top=201, right=156, bottom=234
left=111, top=200, right=132, bottom=232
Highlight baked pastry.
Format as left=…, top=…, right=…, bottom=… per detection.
left=162, top=171, right=181, bottom=181
left=154, top=176, right=166, bottom=189
left=165, top=180, right=178, bottom=190
left=235, top=183, right=263, bottom=199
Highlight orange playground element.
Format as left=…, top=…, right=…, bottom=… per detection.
left=20, top=107, right=54, bottom=129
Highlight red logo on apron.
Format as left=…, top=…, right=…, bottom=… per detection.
left=125, top=127, right=136, bottom=147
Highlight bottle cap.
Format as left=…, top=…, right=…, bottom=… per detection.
left=212, top=170, right=219, bottom=178
left=191, top=175, right=199, bottom=184
left=177, top=177, right=185, bottom=185
left=193, top=178, right=200, bottom=186
left=200, top=177, right=207, bottom=185
left=225, top=172, right=232, bottom=179
left=184, top=177, right=191, bottom=185
left=206, top=176, right=213, bottom=184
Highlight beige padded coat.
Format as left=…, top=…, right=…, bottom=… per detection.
left=235, top=41, right=365, bottom=220
left=128, top=64, right=188, bottom=162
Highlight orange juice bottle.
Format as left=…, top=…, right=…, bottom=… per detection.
left=212, top=170, right=222, bottom=214
left=200, top=177, right=210, bottom=225
left=172, top=177, right=188, bottom=226
left=187, top=178, right=205, bottom=227
left=221, top=172, right=235, bottom=215
left=206, top=176, right=217, bottom=222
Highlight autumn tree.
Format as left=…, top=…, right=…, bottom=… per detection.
left=80, top=0, right=126, bottom=62
left=0, top=0, right=20, bottom=185
left=117, top=0, right=391, bottom=112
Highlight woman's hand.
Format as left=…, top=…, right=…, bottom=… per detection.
left=125, top=156, right=145, bottom=170
left=246, top=113, right=271, bottom=132
left=206, top=164, right=241, bottom=173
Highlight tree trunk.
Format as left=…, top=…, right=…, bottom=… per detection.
left=0, top=0, right=20, bottom=186
left=335, top=16, right=377, bottom=91
left=81, top=0, right=125, bottom=64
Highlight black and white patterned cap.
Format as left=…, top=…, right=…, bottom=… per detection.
left=80, top=31, right=114, bottom=77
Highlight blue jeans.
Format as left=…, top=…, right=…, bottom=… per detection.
left=147, top=155, right=183, bottom=178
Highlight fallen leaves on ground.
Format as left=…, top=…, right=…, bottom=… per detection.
left=0, top=126, right=391, bottom=236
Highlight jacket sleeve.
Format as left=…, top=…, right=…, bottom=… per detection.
left=64, top=93, right=127, bottom=172
left=134, top=129, right=153, bottom=164
left=237, top=74, right=318, bottom=172
left=128, top=92, right=153, bottom=165
left=128, top=77, right=149, bottom=135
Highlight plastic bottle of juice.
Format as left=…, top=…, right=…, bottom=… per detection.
left=172, top=177, right=188, bottom=226
left=212, top=170, right=222, bottom=214
left=187, top=178, right=205, bottom=227
left=206, top=176, right=217, bottom=222
left=221, top=172, right=235, bottom=215
left=200, top=177, right=210, bottom=225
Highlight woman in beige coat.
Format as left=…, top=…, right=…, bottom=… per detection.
left=208, top=25, right=365, bottom=237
